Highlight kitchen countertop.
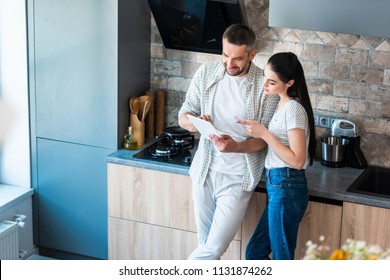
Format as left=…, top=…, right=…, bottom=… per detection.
left=107, top=148, right=390, bottom=209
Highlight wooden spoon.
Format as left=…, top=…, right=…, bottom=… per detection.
left=138, top=95, right=151, bottom=120
left=132, top=99, right=140, bottom=119
left=141, top=99, right=151, bottom=122
left=129, top=97, right=139, bottom=113
left=129, top=98, right=134, bottom=114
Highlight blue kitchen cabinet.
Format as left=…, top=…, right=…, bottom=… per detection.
left=27, top=0, right=150, bottom=259
left=33, top=0, right=118, bottom=148
left=36, top=139, right=111, bottom=259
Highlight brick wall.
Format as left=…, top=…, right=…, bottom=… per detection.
left=149, top=0, right=390, bottom=167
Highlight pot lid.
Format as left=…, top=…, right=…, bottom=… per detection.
left=164, top=126, right=191, bottom=138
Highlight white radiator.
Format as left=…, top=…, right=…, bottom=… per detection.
left=0, top=221, right=19, bottom=260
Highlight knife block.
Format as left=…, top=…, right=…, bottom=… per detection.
left=130, top=113, right=145, bottom=146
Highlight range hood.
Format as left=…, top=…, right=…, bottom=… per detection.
left=269, top=0, right=390, bottom=38
left=148, top=0, right=247, bottom=54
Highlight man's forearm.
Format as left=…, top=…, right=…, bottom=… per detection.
left=236, top=137, right=267, bottom=153
left=178, top=112, right=197, bottom=132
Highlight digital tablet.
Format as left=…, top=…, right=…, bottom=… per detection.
left=188, top=115, right=224, bottom=137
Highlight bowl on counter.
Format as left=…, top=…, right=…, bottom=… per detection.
left=347, top=166, right=390, bottom=198
left=320, top=136, right=349, bottom=162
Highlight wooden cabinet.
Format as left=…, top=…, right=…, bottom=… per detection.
left=108, top=163, right=241, bottom=259
left=109, top=218, right=196, bottom=260
left=295, top=199, right=342, bottom=259
left=241, top=192, right=267, bottom=258
left=241, top=192, right=343, bottom=260
left=108, top=163, right=390, bottom=260
left=108, top=163, right=196, bottom=231
left=341, top=202, right=390, bottom=249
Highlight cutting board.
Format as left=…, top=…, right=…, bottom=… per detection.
left=156, top=90, right=165, bottom=135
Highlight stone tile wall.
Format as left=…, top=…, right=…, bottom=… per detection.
left=149, top=0, right=390, bottom=167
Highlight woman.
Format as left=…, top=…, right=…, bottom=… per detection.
left=237, top=52, right=316, bottom=260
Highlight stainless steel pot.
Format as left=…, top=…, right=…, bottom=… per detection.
left=321, top=136, right=349, bottom=163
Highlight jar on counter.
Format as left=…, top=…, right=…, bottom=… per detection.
left=123, top=126, right=138, bottom=150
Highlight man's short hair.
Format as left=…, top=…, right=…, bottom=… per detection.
left=222, top=24, right=256, bottom=51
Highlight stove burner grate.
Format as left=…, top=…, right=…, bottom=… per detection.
left=162, top=134, right=195, bottom=150
left=148, top=144, right=178, bottom=159
left=132, top=135, right=198, bottom=167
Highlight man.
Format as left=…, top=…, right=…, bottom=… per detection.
left=178, top=24, right=279, bottom=260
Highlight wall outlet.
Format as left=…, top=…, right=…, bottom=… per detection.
left=314, top=114, right=340, bottom=128
left=319, top=115, right=330, bottom=127
left=330, top=117, right=339, bottom=127
left=314, top=115, right=319, bottom=126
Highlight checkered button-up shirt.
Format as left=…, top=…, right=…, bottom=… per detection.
left=179, top=61, right=279, bottom=191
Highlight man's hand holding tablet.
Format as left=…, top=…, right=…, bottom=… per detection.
left=187, top=114, right=224, bottom=138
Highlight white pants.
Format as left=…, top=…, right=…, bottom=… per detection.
left=189, top=169, right=253, bottom=260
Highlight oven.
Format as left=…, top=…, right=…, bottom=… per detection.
left=133, top=126, right=199, bottom=167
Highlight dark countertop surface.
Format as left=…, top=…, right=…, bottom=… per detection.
left=107, top=148, right=390, bottom=209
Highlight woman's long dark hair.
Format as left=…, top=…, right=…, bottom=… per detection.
left=268, top=52, right=316, bottom=165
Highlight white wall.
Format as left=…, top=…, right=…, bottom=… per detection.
left=0, top=0, right=34, bottom=259
left=0, top=0, right=30, bottom=188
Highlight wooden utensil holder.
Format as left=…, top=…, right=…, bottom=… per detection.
left=130, top=113, right=145, bottom=146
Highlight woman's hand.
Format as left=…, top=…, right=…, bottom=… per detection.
left=236, top=120, right=268, bottom=139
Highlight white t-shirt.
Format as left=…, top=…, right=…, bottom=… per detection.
left=209, top=73, right=248, bottom=175
left=265, top=100, right=310, bottom=169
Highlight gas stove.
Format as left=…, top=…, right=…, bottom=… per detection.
left=133, top=127, right=198, bottom=167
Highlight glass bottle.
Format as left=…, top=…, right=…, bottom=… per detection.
left=123, top=126, right=138, bottom=150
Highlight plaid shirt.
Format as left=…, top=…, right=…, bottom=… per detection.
left=179, top=61, right=279, bottom=191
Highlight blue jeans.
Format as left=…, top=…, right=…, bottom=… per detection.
left=245, top=168, right=309, bottom=260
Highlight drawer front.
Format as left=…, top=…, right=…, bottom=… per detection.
left=108, top=163, right=196, bottom=231
left=108, top=217, right=241, bottom=260
left=108, top=163, right=241, bottom=240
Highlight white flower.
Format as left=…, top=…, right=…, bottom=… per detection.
left=306, top=240, right=313, bottom=246
left=367, top=245, right=382, bottom=255
left=355, top=240, right=366, bottom=249
left=303, top=236, right=390, bottom=260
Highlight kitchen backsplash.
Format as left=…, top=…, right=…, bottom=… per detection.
left=149, top=0, right=389, bottom=168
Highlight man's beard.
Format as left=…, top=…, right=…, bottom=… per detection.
left=224, top=61, right=251, bottom=76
